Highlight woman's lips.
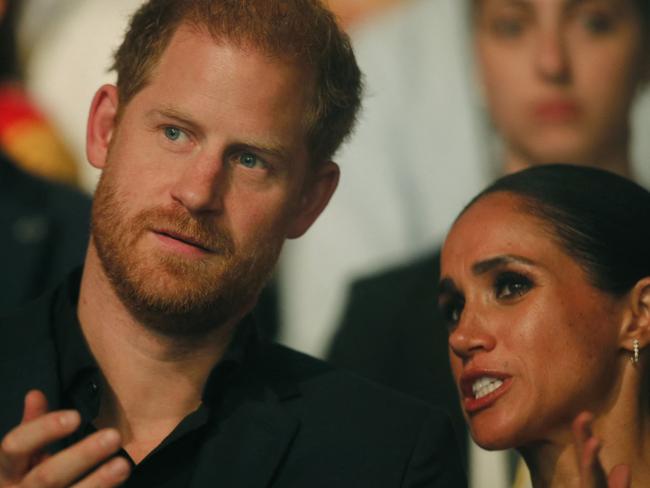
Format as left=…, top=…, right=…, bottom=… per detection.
left=459, top=371, right=513, bottom=414
left=533, top=99, right=581, bottom=123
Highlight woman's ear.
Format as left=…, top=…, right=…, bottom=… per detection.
left=619, top=277, right=650, bottom=353
left=86, top=84, right=120, bottom=170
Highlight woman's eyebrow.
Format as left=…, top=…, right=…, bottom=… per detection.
left=438, top=277, right=459, bottom=297
left=471, top=255, right=536, bottom=275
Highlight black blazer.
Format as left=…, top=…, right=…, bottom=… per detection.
left=0, top=287, right=467, bottom=487
left=0, top=152, right=90, bottom=309
left=327, top=250, right=468, bottom=463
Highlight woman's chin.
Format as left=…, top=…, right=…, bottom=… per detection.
left=468, top=416, right=529, bottom=451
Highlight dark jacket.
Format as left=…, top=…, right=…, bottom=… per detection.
left=327, top=250, right=468, bottom=463
left=0, top=152, right=90, bottom=309
left=0, top=279, right=467, bottom=487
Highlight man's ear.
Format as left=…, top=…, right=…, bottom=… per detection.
left=86, top=84, right=120, bottom=170
left=286, top=161, right=339, bottom=239
left=619, top=277, right=650, bottom=352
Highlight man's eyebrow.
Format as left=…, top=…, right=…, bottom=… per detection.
left=146, top=107, right=201, bottom=131
left=146, top=108, right=293, bottom=161
left=471, top=255, right=536, bottom=275
left=231, top=139, right=293, bottom=162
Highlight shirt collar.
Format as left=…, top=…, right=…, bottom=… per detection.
left=50, top=269, right=258, bottom=411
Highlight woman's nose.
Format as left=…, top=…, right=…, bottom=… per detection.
left=448, top=310, right=497, bottom=361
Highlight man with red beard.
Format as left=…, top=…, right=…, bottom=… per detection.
left=0, top=1, right=465, bottom=487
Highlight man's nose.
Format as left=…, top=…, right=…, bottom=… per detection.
left=170, top=155, right=228, bottom=214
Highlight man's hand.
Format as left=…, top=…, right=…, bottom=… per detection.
left=0, top=390, right=130, bottom=487
left=572, top=411, right=630, bottom=488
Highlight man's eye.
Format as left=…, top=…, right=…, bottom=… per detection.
left=163, top=126, right=184, bottom=141
left=494, top=272, right=533, bottom=300
left=237, top=152, right=264, bottom=169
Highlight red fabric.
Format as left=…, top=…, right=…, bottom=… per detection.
left=0, top=86, right=45, bottom=135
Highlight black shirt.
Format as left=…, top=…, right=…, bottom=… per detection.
left=51, top=270, right=253, bottom=487
left=0, top=271, right=468, bottom=487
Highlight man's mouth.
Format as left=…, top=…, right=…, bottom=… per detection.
left=153, top=230, right=217, bottom=254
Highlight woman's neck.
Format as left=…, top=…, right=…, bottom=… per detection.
left=520, top=364, right=650, bottom=487
left=502, top=144, right=633, bottom=179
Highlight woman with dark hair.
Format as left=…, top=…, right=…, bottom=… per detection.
left=439, top=164, right=650, bottom=487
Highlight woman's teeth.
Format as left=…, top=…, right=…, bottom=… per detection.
left=472, top=377, right=504, bottom=399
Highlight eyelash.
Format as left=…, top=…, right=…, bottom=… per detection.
left=162, top=125, right=188, bottom=142
left=493, top=271, right=534, bottom=300
left=233, top=151, right=268, bottom=170
left=439, top=296, right=464, bottom=330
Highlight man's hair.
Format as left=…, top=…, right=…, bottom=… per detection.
left=112, top=0, right=363, bottom=164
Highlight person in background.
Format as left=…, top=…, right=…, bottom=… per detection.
left=440, top=164, right=650, bottom=487
left=0, top=1, right=466, bottom=486
left=0, top=0, right=90, bottom=310
left=0, top=0, right=79, bottom=185
left=326, top=0, right=407, bottom=28
left=329, top=0, right=649, bottom=485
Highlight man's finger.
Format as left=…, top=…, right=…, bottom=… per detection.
left=21, top=390, right=52, bottom=469
left=0, top=410, right=81, bottom=481
left=22, top=390, right=49, bottom=424
left=22, top=428, right=125, bottom=488
left=70, top=457, right=131, bottom=488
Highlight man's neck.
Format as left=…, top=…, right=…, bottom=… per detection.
left=77, top=244, right=239, bottom=462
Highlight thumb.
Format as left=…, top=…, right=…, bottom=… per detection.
left=608, top=464, right=630, bottom=488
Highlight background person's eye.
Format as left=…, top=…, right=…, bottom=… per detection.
left=491, top=17, right=525, bottom=38
left=494, top=272, right=533, bottom=300
left=581, top=12, right=614, bottom=35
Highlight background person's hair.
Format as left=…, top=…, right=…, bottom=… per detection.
left=464, top=164, right=650, bottom=295
left=0, top=0, right=22, bottom=81
left=111, top=0, right=363, bottom=164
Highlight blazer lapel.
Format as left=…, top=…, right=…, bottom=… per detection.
left=189, top=401, right=299, bottom=488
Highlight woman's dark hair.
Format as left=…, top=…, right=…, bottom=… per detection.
left=0, top=0, right=22, bottom=81
left=465, top=164, right=650, bottom=295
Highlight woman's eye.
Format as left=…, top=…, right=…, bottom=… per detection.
left=494, top=272, right=533, bottom=300
left=163, top=126, right=184, bottom=142
left=237, top=152, right=264, bottom=169
left=439, top=297, right=464, bottom=329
